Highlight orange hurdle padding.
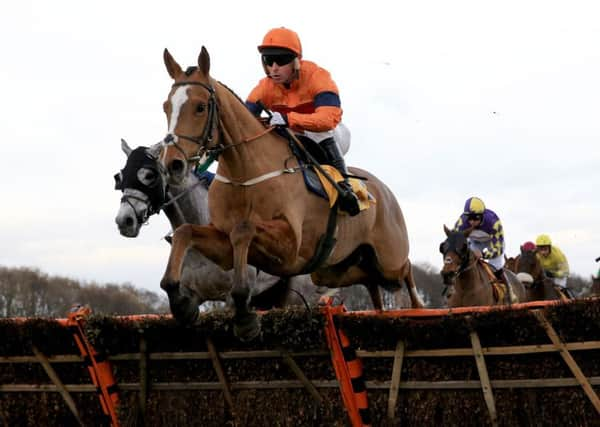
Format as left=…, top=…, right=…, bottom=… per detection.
left=338, top=328, right=371, bottom=426
left=67, top=305, right=120, bottom=427
left=321, top=296, right=371, bottom=427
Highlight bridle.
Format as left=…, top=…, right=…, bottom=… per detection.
left=441, top=244, right=477, bottom=283
left=115, top=148, right=169, bottom=226
left=162, top=81, right=225, bottom=165
left=120, top=191, right=156, bottom=226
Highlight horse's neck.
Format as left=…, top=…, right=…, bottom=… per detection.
left=215, top=83, right=291, bottom=180
left=455, top=262, right=482, bottom=291
left=164, top=175, right=211, bottom=229
left=454, top=260, right=494, bottom=304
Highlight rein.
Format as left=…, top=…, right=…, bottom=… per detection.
left=161, top=179, right=205, bottom=209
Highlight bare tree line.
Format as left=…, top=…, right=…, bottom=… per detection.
left=0, top=263, right=593, bottom=317
left=0, top=266, right=168, bottom=317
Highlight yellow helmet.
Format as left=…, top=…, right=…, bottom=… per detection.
left=463, top=197, right=485, bottom=215
left=258, top=27, right=302, bottom=58
left=535, top=234, right=552, bottom=246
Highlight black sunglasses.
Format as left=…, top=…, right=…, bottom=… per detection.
left=467, top=214, right=483, bottom=221
left=262, top=53, right=296, bottom=67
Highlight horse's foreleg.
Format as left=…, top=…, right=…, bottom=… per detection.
left=160, top=223, right=232, bottom=323
left=229, top=220, right=261, bottom=341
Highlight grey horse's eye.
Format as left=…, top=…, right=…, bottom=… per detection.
left=137, top=168, right=157, bottom=186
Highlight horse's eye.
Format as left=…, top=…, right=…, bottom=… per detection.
left=137, top=168, right=157, bottom=186
left=196, top=103, right=206, bottom=114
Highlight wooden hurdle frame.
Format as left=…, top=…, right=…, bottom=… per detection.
left=1, top=299, right=599, bottom=426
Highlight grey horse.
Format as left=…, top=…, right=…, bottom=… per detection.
left=114, top=140, right=331, bottom=322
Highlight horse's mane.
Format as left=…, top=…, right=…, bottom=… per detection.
left=216, top=80, right=246, bottom=107
left=179, top=66, right=248, bottom=109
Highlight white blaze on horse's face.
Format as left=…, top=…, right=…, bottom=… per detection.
left=167, top=86, right=189, bottom=135
left=444, top=256, right=454, bottom=265
left=160, top=85, right=189, bottom=165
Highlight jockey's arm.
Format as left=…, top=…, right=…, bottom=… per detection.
left=287, top=93, right=342, bottom=133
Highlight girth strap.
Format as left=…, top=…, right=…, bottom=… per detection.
left=300, top=201, right=339, bottom=274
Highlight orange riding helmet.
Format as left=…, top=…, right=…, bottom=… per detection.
left=258, top=27, right=302, bottom=58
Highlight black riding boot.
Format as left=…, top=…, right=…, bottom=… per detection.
left=494, top=268, right=512, bottom=304
left=321, top=138, right=360, bottom=216
left=494, top=268, right=507, bottom=285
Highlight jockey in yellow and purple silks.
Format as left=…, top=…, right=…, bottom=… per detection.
left=535, top=234, right=570, bottom=288
left=453, top=197, right=507, bottom=281
left=245, top=27, right=360, bottom=216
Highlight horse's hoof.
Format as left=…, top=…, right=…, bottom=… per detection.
left=161, top=278, right=180, bottom=292
left=233, top=312, right=261, bottom=342
left=171, top=305, right=199, bottom=325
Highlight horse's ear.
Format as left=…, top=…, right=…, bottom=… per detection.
left=198, top=46, right=210, bottom=76
left=443, top=224, right=451, bottom=236
left=463, top=225, right=474, bottom=237
left=164, top=48, right=183, bottom=79
left=148, top=142, right=162, bottom=158
left=121, top=138, right=132, bottom=157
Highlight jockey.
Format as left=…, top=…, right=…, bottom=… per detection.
left=245, top=27, right=360, bottom=216
left=535, top=234, right=570, bottom=288
left=521, top=241, right=536, bottom=252
left=453, top=197, right=507, bottom=282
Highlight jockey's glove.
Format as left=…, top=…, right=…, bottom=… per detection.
left=269, top=112, right=288, bottom=127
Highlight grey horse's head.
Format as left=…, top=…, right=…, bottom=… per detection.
left=114, top=140, right=166, bottom=237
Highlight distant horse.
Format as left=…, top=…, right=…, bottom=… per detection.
left=592, top=276, right=600, bottom=297
left=114, top=140, right=330, bottom=321
left=157, top=47, right=423, bottom=340
left=440, top=226, right=526, bottom=307
left=506, top=248, right=567, bottom=301
left=591, top=257, right=600, bottom=297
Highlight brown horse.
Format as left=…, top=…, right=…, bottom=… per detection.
left=157, top=48, right=423, bottom=340
left=506, top=248, right=566, bottom=301
left=440, top=226, right=526, bottom=307
left=592, top=257, right=600, bottom=297
left=591, top=276, right=600, bottom=297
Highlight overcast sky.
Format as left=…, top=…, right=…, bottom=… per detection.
left=1, top=1, right=599, bottom=294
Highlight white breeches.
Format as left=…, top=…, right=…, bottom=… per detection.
left=468, top=240, right=505, bottom=271
left=300, top=123, right=351, bottom=155
left=552, top=277, right=568, bottom=288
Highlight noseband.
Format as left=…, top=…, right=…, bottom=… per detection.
left=442, top=247, right=475, bottom=282
left=163, top=81, right=225, bottom=164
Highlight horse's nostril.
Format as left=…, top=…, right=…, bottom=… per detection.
left=170, top=159, right=185, bottom=175
left=125, top=216, right=134, bottom=227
